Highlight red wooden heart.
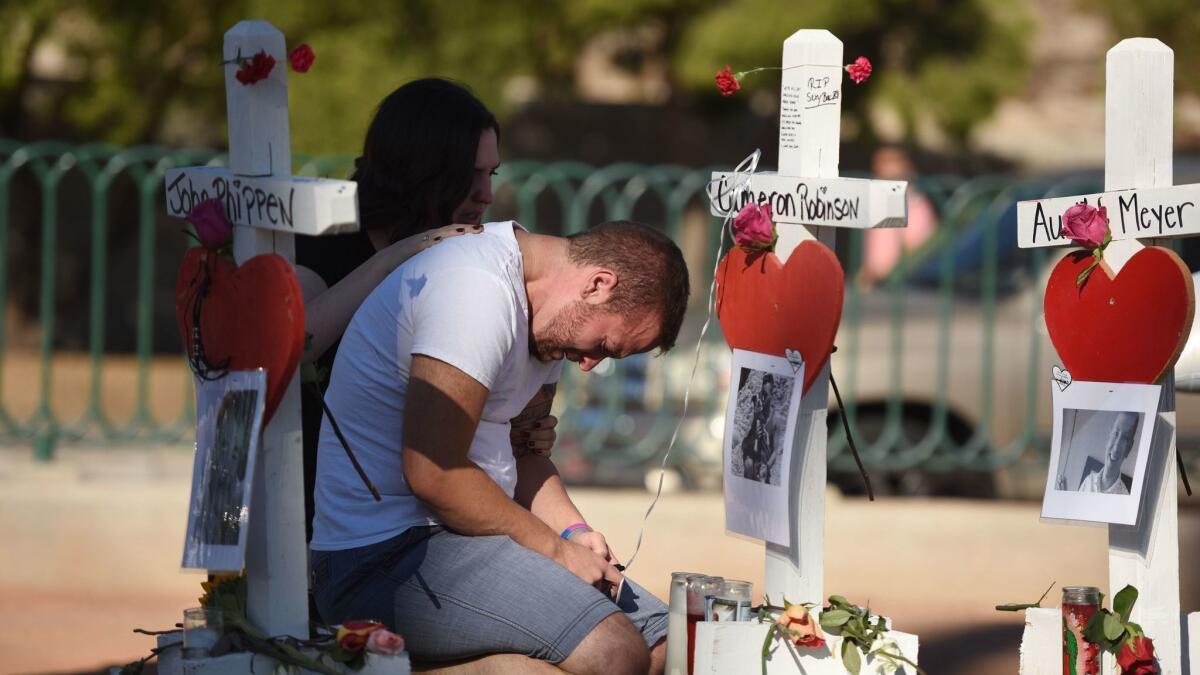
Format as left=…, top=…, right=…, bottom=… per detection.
left=716, top=242, right=844, bottom=393
left=1044, top=246, right=1194, bottom=384
left=175, top=249, right=306, bottom=422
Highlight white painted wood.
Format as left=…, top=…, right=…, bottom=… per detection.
left=1018, top=608, right=1060, bottom=675
left=709, top=172, right=907, bottom=229
left=1018, top=37, right=1188, bottom=673
left=693, top=621, right=919, bottom=674
left=1187, top=612, right=1200, bottom=675
left=164, top=19, right=364, bottom=647
left=164, top=167, right=357, bottom=235
left=765, top=362, right=829, bottom=605
left=779, top=30, right=843, bottom=178
left=1104, top=38, right=1183, bottom=675
left=218, top=21, right=312, bottom=642
left=1016, top=184, right=1200, bottom=248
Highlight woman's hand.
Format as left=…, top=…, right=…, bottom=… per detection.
left=398, top=223, right=483, bottom=257
left=511, top=415, right=557, bottom=458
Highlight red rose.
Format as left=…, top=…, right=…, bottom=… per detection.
left=235, top=50, right=276, bottom=85
left=1117, top=636, right=1159, bottom=675
left=845, top=56, right=872, bottom=84
left=288, top=44, right=315, bottom=73
left=715, top=66, right=741, bottom=96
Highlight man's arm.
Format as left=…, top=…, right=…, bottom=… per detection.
left=511, top=384, right=616, bottom=562
left=402, top=356, right=619, bottom=584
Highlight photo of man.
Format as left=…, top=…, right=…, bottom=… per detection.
left=1055, top=410, right=1141, bottom=495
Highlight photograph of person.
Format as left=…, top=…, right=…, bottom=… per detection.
left=730, top=368, right=793, bottom=487
left=182, top=370, right=266, bottom=571
left=1041, top=379, right=1160, bottom=526
left=1054, top=410, right=1141, bottom=495
left=196, top=389, right=260, bottom=546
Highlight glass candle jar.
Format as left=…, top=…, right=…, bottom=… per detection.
left=686, top=576, right=722, bottom=674
left=1062, top=586, right=1101, bottom=675
left=710, top=579, right=753, bottom=621
left=182, top=607, right=224, bottom=660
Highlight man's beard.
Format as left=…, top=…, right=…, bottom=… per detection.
left=530, top=301, right=592, bottom=362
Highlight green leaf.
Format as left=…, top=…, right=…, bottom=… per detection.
left=828, top=595, right=849, bottom=607
left=1113, top=585, right=1138, bottom=624
left=841, top=640, right=862, bottom=675
left=1082, top=611, right=1110, bottom=645
left=820, top=609, right=852, bottom=628
left=1103, top=612, right=1126, bottom=642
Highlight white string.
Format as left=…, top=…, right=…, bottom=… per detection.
left=623, top=150, right=760, bottom=570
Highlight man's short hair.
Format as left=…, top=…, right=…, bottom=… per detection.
left=566, top=220, right=690, bottom=352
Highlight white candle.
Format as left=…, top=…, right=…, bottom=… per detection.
left=666, top=572, right=694, bottom=675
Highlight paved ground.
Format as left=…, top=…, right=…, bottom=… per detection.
left=1, top=446, right=1197, bottom=674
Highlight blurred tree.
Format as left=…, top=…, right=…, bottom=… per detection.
left=0, top=0, right=1031, bottom=155
left=674, top=0, right=1033, bottom=148
left=1081, top=0, right=1200, bottom=96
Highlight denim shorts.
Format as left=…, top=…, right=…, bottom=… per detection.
left=311, top=526, right=668, bottom=664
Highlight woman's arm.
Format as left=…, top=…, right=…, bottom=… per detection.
left=297, top=223, right=482, bottom=362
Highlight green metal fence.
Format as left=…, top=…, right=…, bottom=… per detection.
left=1, top=140, right=1195, bottom=489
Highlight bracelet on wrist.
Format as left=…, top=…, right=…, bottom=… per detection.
left=560, top=522, right=591, bottom=540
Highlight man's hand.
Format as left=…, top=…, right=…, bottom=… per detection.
left=554, top=538, right=623, bottom=589
left=570, top=529, right=618, bottom=565
left=511, top=415, right=557, bottom=457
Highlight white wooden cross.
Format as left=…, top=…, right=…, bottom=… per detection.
left=695, top=29, right=917, bottom=674
left=1015, top=38, right=1199, bottom=675
left=163, top=21, right=357, bottom=641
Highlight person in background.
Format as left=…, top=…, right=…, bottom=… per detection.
left=861, top=146, right=939, bottom=283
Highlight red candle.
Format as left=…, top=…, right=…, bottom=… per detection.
left=1062, top=586, right=1101, bottom=675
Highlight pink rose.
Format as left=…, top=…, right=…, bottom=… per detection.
left=732, top=202, right=775, bottom=249
left=186, top=198, right=233, bottom=248
left=366, top=628, right=406, bottom=655
left=1061, top=203, right=1109, bottom=250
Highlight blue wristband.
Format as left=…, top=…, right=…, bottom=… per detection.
left=560, top=522, right=591, bottom=539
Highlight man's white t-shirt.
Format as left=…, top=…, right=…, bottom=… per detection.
left=310, top=221, right=562, bottom=551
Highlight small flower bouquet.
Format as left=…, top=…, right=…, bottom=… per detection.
left=758, top=595, right=923, bottom=675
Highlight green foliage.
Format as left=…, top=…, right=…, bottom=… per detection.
left=2, top=0, right=1034, bottom=155
left=1081, top=584, right=1147, bottom=656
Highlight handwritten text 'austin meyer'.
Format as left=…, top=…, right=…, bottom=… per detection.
left=1030, top=192, right=1196, bottom=244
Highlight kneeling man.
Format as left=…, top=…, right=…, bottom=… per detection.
left=311, top=220, right=689, bottom=674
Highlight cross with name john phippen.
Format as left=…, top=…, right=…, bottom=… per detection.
left=1015, top=38, right=1200, bottom=674
left=709, top=29, right=906, bottom=607
left=163, top=21, right=358, bottom=639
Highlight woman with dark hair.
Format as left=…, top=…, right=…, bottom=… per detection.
left=294, top=79, right=557, bottom=544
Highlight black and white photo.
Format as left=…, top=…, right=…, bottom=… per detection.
left=1042, top=377, right=1160, bottom=526
left=182, top=370, right=266, bottom=571
left=723, top=349, right=803, bottom=545
left=730, top=368, right=792, bottom=486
